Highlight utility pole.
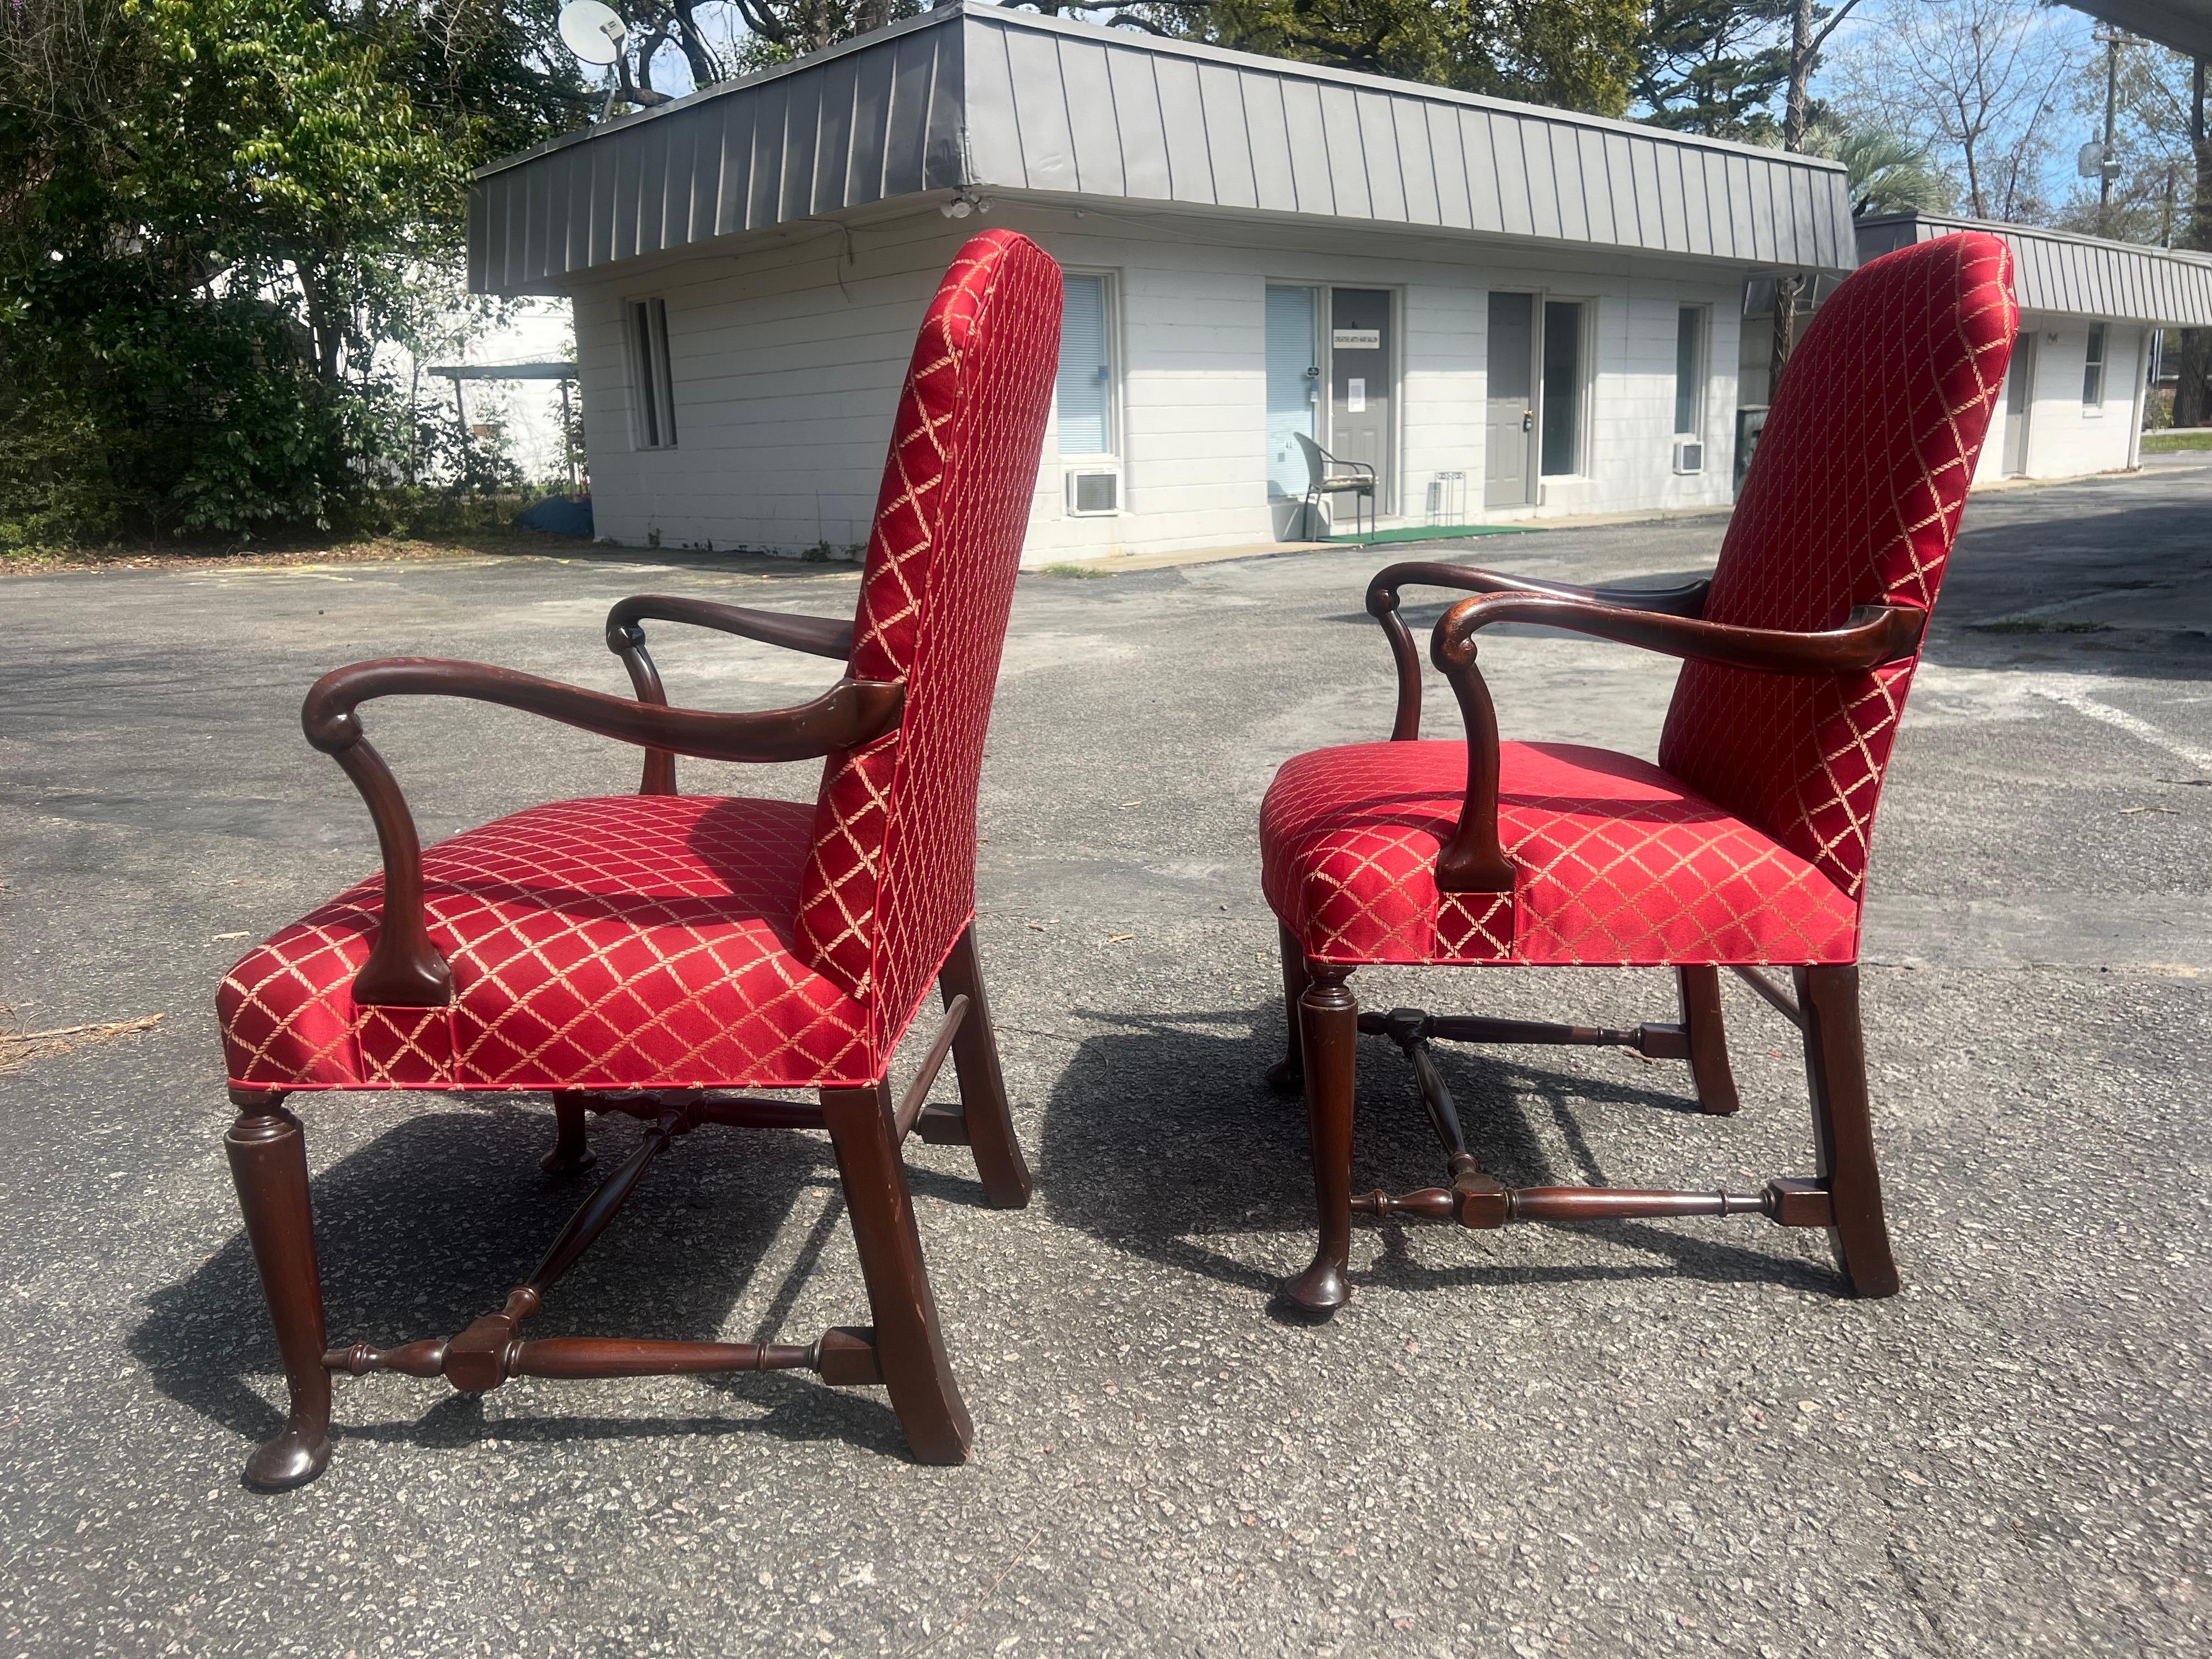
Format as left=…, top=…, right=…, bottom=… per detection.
left=2099, top=29, right=2121, bottom=233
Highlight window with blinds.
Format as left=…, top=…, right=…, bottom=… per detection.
left=625, top=297, right=677, bottom=450
left=1674, top=306, right=1706, bottom=437
left=1057, top=273, right=1115, bottom=457
left=2083, top=323, right=2107, bottom=408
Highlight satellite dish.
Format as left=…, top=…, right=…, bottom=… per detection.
left=560, top=0, right=628, bottom=66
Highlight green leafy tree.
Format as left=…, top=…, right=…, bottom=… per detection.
left=1804, top=117, right=1950, bottom=214
left=0, top=0, right=583, bottom=544
left=1032, top=1, right=1646, bottom=117
left=1634, top=0, right=1792, bottom=141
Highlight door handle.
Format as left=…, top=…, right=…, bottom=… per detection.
left=1521, top=409, right=1533, bottom=432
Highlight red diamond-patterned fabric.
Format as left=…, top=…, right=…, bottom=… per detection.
left=794, top=229, right=1062, bottom=1058
left=1261, top=741, right=1859, bottom=966
left=218, top=797, right=875, bottom=1091
left=219, top=232, right=1062, bottom=1093
left=1262, top=233, right=2013, bottom=969
left=1658, top=233, right=2016, bottom=900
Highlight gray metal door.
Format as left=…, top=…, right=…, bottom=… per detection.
left=1329, top=289, right=1391, bottom=512
left=2003, top=335, right=2035, bottom=476
left=1486, top=292, right=1536, bottom=509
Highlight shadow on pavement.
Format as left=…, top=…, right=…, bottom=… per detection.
left=132, top=1099, right=932, bottom=1466
left=1037, top=1006, right=1838, bottom=1306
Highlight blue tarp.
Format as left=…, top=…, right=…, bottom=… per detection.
left=517, top=496, right=594, bottom=537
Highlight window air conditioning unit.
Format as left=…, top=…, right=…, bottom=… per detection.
left=1065, top=468, right=1120, bottom=516
left=1672, top=436, right=1705, bottom=475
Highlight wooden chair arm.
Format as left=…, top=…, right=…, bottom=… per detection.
left=604, top=596, right=856, bottom=794
left=1363, top=563, right=1714, bottom=741
left=298, top=659, right=903, bottom=1008
left=606, top=595, right=855, bottom=662
left=1420, top=593, right=1925, bottom=895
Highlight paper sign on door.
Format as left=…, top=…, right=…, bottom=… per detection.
left=1347, top=378, right=1367, bottom=413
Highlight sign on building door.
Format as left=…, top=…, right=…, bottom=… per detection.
left=1332, top=329, right=1380, bottom=350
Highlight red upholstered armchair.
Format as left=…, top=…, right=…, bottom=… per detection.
left=215, top=230, right=1060, bottom=1486
left=1260, top=234, right=2017, bottom=1318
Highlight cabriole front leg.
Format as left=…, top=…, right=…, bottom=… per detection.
left=1283, top=966, right=1356, bottom=1319
left=224, top=1091, right=332, bottom=1489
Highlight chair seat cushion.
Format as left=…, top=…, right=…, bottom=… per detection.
left=219, top=795, right=884, bottom=1093
left=1260, top=741, right=1859, bottom=966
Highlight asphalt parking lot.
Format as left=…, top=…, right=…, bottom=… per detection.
left=2, top=462, right=2207, bottom=1658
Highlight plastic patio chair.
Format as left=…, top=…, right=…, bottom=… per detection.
left=1295, top=431, right=1377, bottom=538
left=214, top=230, right=1062, bottom=1486
left=1258, top=234, right=2017, bottom=1317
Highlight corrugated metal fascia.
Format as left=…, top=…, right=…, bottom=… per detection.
left=471, top=9, right=966, bottom=291
left=1853, top=211, right=2212, bottom=326
left=957, top=9, right=1850, bottom=270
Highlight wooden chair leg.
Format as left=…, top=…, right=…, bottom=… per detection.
left=1794, top=966, right=1901, bottom=1299
left=1266, top=922, right=1311, bottom=1095
left=936, top=923, right=1031, bottom=1209
left=1282, top=965, right=1356, bottom=1319
left=1677, top=966, right=1741, bottom=1115
left=821, top=1082, right=974, bottom=1464
left=540, top=1090, right=598, bottom=1175
left=224, top=1094, right=333, bottom=1489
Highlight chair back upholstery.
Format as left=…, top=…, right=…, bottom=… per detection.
left=1657, top=233, right=2016, bottom=904
left=1295, top=431, right=1327, bottom=489
left=793, top=230, right=1062, bottom=1046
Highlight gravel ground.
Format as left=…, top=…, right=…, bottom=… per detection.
left=2, top=465, right=2207, bottom=1658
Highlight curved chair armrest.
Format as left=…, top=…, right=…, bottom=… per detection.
left=1363, top=562, right=1714, bottom=740
left=299, top=658, right=904, bottom=1008
left=1419, top=594, right=1926, bottom=895
left=604, top=595, right=856, bottom=794
left=606, top=594, right=855, bottom=662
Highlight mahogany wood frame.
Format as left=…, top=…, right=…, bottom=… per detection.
left=1276, top=564, right=1908, bottom=1319
left=225, top=598, right=1030, bottom=1488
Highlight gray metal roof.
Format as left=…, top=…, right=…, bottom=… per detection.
left=2063, top=0, right=2212, bottom=60
left=470, top=3, right=1855, bottom=294
left=1855, top=212, right=2212, bottom=329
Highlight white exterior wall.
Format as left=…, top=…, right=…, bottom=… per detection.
left=1973, top=317, right=2148, bottom=487
left=569, top=205, right=1747, bottom=563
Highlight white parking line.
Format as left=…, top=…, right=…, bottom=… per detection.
left=2033, top=684, right=2212, bottom=772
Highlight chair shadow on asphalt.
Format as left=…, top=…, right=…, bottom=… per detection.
left=1038, top=1006, right=1838, bottom=1312
left=130, top=1098, right=994, bottom=1466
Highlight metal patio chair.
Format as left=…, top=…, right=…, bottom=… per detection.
left=214, top=230, right=1062, bottom=1486
left=1259, top=234, right=2017, bottom=1316
left=1295, top=431, right=1377, bottom=539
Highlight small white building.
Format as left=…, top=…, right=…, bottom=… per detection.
left=470, top=3, right=1861, bottom=561
left=1855, top=212, right=2212, bottom=486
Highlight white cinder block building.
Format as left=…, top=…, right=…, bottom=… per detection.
left=1855, top=213, right=2212, bottom=487
left=469, top=3, right=1861, bottom=562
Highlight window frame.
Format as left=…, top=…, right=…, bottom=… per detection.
left=1674, top=304, right=1709, bottom=440
left=1538, top=296, right=1593, bottom=480
left=2082, top=321, right=2107, bottom=413
left=624, top=296, right=678, bottom=451
left=1054, top=269, right=1122, bottom=464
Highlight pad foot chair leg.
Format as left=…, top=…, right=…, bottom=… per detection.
left=540, top=1091, right=598, bottom=1176
left=822, top=1083, right=974, bottom=1464
left=937, top=924, right=1031, bottom=1209
left=1677, top=967, right=1740, bottom=1115
left=1795, top=966, right=1901, bottom=1299
left=1282, top=966, right=1356, bottom=1320
left=1266, top=922, right=1310, bottom=1096
left=224, top=1095, right=333, bottom=1489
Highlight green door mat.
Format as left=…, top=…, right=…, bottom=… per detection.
left=1322, top=523, right=1538, bottom=545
